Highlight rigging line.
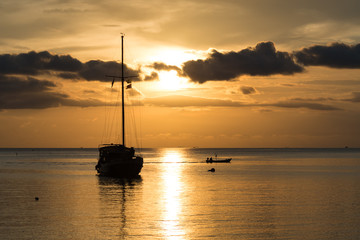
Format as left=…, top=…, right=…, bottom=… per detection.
left=124, top=86, right=142, bottom=151
left=106, top=85, right=114, bottom=143
left=101, top=82, right=111, bottom=144
left=100, top=88, right=106, bottom=144
left=115, top=83, right=122, bottom=143
left=106, top=37, right=123, bottom=143
left=105, top=89, right=111, bottom=142
left=108, top=85, right=116, bottom=141
left=106, top=83, right=120, bottom=143
left=125, top=90, right=134, bottom=147
left=101, top=37, right=127, bottom=145
left=131, top=104, right=139, bottom=151
left=131, top=93, right=140, bottom=149
left=104, top=87, right=111, bottom=143
left=124, top=39, right=142, bottom=152
left=102, top=36, right=122, bottom=144
left=124, top=92, right=131, bottom=146
left=135, top=84, right=143, bottom=153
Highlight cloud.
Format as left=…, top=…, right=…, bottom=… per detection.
left=0, top=58, right=140, bottom=109
left=149, top=62, right=182, bottom=73
left=300, top=80, right=360, bottom=86
left=0, top=75, right=56, bottom=94
left=0, top=75, right=66, bottom=109
left=182, top=42, right=304, bottom=83
left=0, top=51, right=141, bottom=82
left=145, top=95, right=340, bottom=111
left=127, top=87, right=144, bottom=97
left=268, top=101, right=341, bottom=111
left=0, top=51, right=82, bottom=75
left=143, top=71, right=159, bottom=81
left=294, top=42, right=360, bottom=68
left=342, top=92, right=360, bottom=102
left=57, top=72, right=80, bottom=80
left=290, top=93, right=360, bottom=105
left=1, top=43, right=357, bottom=111
left=240, top=86, right=257, bottom=95
left=290, top=97, right=335, bottom=101
left=0, top=75, right=106, bottom=110
left=79, top=60, right=140, bottom=81
left=145, top=95, right=244, bottom=108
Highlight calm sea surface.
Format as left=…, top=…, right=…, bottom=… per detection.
left=1, top=148, right=360, bottom=239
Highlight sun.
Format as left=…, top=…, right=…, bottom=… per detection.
left=157, top=70, right=188, bottom=91
left=153, top=47, right=198, bottom=66
left=144, top=46, right=199, bottom=91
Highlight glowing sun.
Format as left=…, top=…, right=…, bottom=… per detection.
left=157, top=70, right=188, bottom=91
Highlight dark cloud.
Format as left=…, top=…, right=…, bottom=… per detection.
left=0, top=75, right=56, bottom=94
left=148, top=62, right=184, bottom=76
left=144, top=71, right=159, bottom=81
left=0, top=75, right=63, bottom=109
left=1, top=91, right=69, bottom=109
left=0, top=51, right=82, bottom=75
left=0, top=75, right=106, bottom=110
left=57, top=72, right=80, bottom=80
left=149, top=62, right=182, bottom=72
left=294, top=43, right=360, bottom=68
left=144, top=62, right=187, bottom=81
left=343, top=92, right=360, bottom=102
left=240, top=86, right=256, bottom=95
left=79, top=60, right=140, bottom=81
left=182, top=42, right=304, bottom=83
left=0, top=51, right=140, bottom=82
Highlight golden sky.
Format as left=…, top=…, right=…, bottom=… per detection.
left=1, top=0, right=360, bottom=148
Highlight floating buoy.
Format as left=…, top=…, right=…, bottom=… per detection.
left=208, top=168, right=215, bottom=172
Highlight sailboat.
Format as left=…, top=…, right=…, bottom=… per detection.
left=95, top=34, right=143, bottom=177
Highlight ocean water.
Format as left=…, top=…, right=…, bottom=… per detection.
left=1, top=148, right=360, bottom=239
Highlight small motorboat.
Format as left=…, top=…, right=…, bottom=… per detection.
left=206, top=156, right=232, bottom=163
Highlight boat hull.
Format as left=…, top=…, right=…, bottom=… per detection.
left=96, top=156, right=143, bottom=177
left=206, top=158, right=232, bottom=163
left=96, top=144, right=143, bottom=177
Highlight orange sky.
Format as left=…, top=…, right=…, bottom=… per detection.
left=1, top=0, right=360, bottom=148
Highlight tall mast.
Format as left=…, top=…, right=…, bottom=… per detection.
left=121, top=34, right=125, bottom=146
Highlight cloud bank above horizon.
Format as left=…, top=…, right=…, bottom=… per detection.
left=1, top=41, right=360, bottom=110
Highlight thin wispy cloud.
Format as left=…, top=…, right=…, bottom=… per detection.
left=145, top=94, right=341, bottom=111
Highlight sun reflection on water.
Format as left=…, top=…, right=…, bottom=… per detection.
left=160, top=149, right=186, bottom=239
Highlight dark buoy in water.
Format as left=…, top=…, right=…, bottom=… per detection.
left=208, top=168, right=215, bottom=172
left=35, top=197, right=39, bottom=201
